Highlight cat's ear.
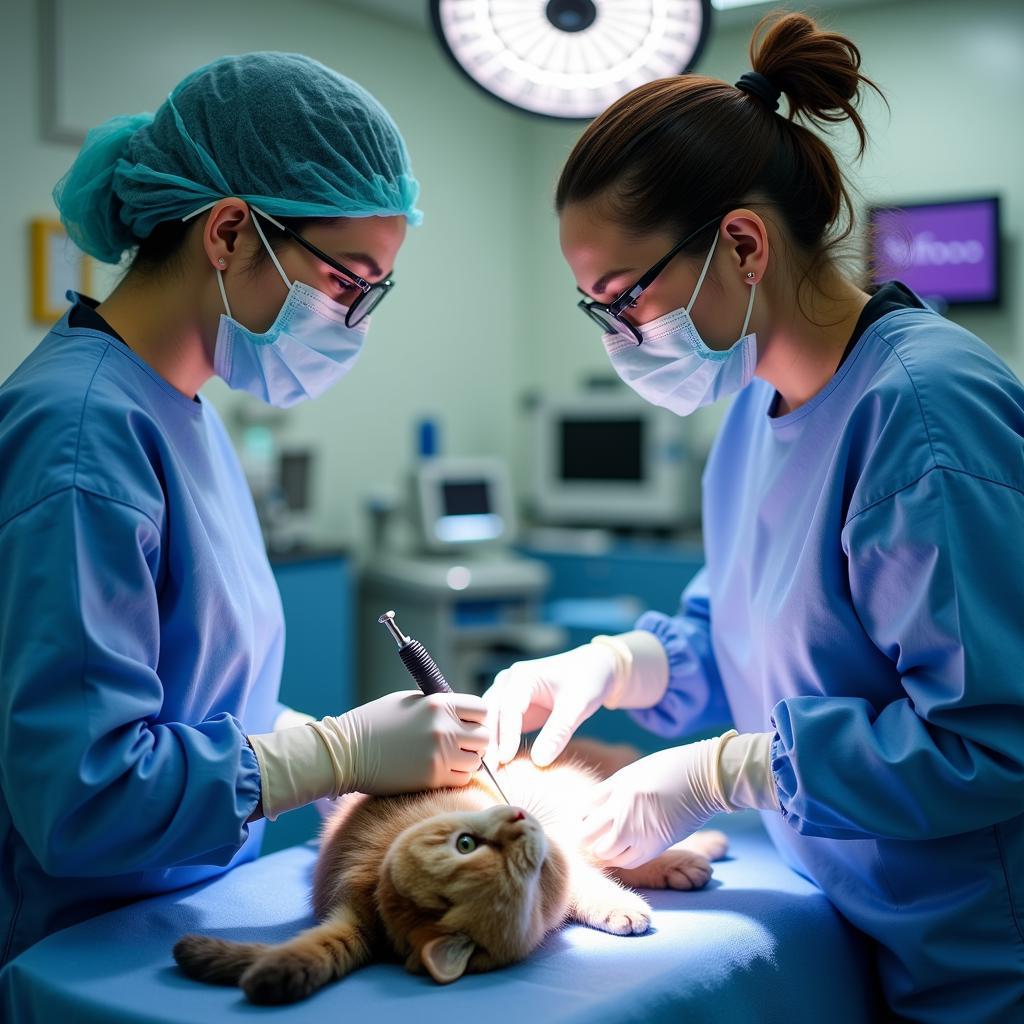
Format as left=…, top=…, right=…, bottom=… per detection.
left=419, top=932, right=476, bottom=984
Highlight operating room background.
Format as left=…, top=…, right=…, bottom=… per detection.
left=2, top=0, right=1022, bottom=557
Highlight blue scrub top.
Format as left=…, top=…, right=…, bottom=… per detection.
left=0, top=300, right=284, bottom=966
left=630, top=295, right=1024, bottom=1021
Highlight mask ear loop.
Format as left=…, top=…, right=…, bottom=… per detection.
left=685, top=230, right=720, bottom=314
left=180, top=201, right=293, bottom=316
left=181, top=201, right=236, bottom=319
left=248, top=205, right=293, bottom=291
left=738, top=281, right=757, bottom=339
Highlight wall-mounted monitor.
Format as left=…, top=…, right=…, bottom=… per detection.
left=867, top=196, right=1001, bottom=307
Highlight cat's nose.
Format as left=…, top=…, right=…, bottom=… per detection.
left=512, top=810, right=525, bottom=821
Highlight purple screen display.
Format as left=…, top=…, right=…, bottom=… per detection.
left=870, top=199, right=999, bottom=303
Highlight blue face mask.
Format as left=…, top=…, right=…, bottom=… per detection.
left=211, top=208, right=369, bottom=408
left=604, top=230, right=757, bottom=417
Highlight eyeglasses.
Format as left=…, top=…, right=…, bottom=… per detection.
left=577, top=216, right=722, bottom=346
left=253, top=209, right=394, bottom=327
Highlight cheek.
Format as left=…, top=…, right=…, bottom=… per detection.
left=627, top=267, right=694, bottom=327
left=689, top=274, right=749, bottom=349
left=228, top=263, right=291, bottom=333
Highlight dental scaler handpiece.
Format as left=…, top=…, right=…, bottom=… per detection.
left=378, top=610, right=510, bottom=805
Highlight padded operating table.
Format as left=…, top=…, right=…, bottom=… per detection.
left=0, top=812, right=878, bottom=1023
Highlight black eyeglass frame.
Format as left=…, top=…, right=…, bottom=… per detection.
left=577, top=215, right=723, bottom=345
left=252, top=209, right=394, bottom=327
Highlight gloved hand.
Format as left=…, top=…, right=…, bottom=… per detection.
left=247, top=690, right=489, bottom=820
left=580, top=730, right=780, bottom=869
left=483, top=631, right=670, bottom=767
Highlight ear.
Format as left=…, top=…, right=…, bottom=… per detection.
left=419, top=932, right=476, bottom=984
left=201, top=197, right=252, bottom=268
left=722, top=209, right=769, bottom=283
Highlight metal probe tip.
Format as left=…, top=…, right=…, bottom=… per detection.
left=481, top=761, right=511, bottom=806
left=378, top=610, right=408, bottom=647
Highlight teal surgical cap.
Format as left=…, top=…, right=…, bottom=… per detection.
left=54, top=52, right=423, bottom=264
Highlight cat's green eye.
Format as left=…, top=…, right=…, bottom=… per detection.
left=455, top=834, right=477, bottom=855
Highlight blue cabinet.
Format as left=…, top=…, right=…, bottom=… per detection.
left=262, top=551, right=354, bottom=854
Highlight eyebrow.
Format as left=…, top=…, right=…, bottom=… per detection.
left=589, top=268, right=635, bottom=297
left=337, top=251, right=385, bottom=280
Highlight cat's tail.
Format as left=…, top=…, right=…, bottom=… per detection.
left=173, top=934, right=266, bottom=985
left=175, top=910, right=371, bottom=1005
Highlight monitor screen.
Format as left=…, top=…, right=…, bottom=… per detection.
left=433, top=478, right=503, bottom=544
left=441, top=480, right=491, bottom=516
left=559, top=418, right=645, bottom=482
left=279, top=451, right=312, bottom=511
left=868, top=197, right=1000, bottom=305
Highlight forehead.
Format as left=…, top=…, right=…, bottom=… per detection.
left=559, top=201, right=674, bottom=278
left=302, top=215, right=407, bottom=262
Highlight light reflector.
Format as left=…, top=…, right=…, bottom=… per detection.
left=431, top=0, right=713, bottom=120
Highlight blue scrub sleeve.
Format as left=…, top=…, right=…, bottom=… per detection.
left=772, top=468, right=1024, bottom=841
left=628, top=568, right=733, bottom=738
left=0, top=487, right=262, bottom=877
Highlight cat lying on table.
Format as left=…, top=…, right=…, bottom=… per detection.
left=173, top=739, right=727, bottom=1004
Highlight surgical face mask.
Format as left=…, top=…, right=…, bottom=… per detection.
left=209, top=208, right=369, bottom=408
left=604, top=231, right=757, bottom=417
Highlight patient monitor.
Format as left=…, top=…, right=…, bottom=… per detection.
left=411, top=456, right=516, bottom=552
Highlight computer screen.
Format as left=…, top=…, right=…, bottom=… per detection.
left=868, top=197, right=1000, bottom=305
left=530, top=395, right=698, bottom=528
left=559, top=418, right=645, bottom=482
left=441, top=480, right=492, bottom=517
left=279, top=451, right=312, bottom=511
left=415, top=458, right=512, bottom=549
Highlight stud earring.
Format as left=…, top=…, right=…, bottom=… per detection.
left=745, top=271, right=756, bottom=280
left=217, top=257, right=227, bottom=268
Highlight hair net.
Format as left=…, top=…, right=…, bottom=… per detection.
left=53, top=52, right=422, bottom=264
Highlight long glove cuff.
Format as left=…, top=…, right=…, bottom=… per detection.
left=717, top=731, right=781, bottom=812
left=592, top=630, right=670, bottom=711
left=247, top=717, right=359, bottom=822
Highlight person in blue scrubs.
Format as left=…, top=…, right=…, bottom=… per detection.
left=485, top=13, right=1024, bottom=1023
left=0, top=52, right=490, bottom=966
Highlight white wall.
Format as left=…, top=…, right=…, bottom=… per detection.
left=3, top=0, right=1022, bottom=548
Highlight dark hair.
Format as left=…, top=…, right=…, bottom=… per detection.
left=128, top=213, right=317, bottom=278
left=555, top=11, right=885, bottom=287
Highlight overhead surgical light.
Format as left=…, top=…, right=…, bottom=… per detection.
left=429, top=0, right=714, bottom=121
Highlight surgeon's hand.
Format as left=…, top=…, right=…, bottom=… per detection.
left=247, top=690, right=490, bottom=820
left=483, top=632, right=670, bottom=767
left=319, top=690, right=490, bottom=795
left=484, top=644, right=617, bottom=767
left=580, top=731, right=779, bottom=869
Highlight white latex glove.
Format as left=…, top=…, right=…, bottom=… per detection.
left=483, top=631, right=669, bottom=767
left=580, top=731, right=780, bottom=869
left=248, top=690, right=489, bottom=820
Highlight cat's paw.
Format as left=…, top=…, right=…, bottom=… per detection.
left=173, top=934, right=264, bottom=985
left=677, top=829, right=729, bottom=861
left=580, top=893, right=652, bottom=935
left=650, top=849, right=713, bottom=890
left=612, top=846, right=716, bottom=891
left=240, top=951, right=329, bottom=1005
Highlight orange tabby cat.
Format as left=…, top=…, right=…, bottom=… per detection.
left=173, top=742, right=727, bottom=1004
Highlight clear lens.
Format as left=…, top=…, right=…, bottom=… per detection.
left=347, top=283, right=389, bottom=326
left=582, top=304, right=639, bottom=345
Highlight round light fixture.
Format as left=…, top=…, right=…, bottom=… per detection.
left=430, top=0, right=714, bottom=121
